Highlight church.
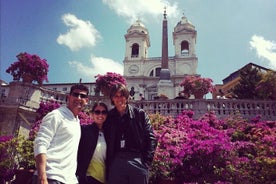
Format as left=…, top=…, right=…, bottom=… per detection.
left=123, top=10, right=198, bottom=100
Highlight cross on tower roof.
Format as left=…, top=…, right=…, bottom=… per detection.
left=163, top=6, right=167, bottom=19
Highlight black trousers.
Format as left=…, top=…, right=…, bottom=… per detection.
left=107, top=152, right=149, bottom=184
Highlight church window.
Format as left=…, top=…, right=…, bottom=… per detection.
left=149, top=67, right=161, bottom=77
left=155, top=68, right=161, bottom=77
left=181, top=41, right=189, bottom=56
left=131, top=43, right=139, bottom=57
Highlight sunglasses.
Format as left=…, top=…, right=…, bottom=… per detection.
left=71, top=92, right=88, bottom=99
left=94, top=110, right=107, bottom=115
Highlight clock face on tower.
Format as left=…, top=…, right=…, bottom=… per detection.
left=128, top=64, right=139, bottom=74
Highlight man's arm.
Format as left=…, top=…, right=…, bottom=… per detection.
left=35, top=153, right=48, bottom=184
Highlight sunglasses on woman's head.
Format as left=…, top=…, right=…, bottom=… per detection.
left=94, top=110, right=107, bottom=115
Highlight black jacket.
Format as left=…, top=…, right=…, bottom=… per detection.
left=105, top=105, right=157, bottom=169
left=76, top=123, right=107, bottom=184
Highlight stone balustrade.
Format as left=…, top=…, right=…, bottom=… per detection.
left=129, top=99, right=276, bottom=120
left=1, top=82, right=275, bottom=121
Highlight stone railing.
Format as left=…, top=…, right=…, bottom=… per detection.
left=0, top=96, right=39, bottom=111
left=1, top=85, right=275, bottom=121
left=129, top=99, right=276, bottom=120
left=1, top=82, right=67, bottom=110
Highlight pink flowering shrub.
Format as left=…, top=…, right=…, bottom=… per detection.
left=6, top=52, right=49, bottom=85
left=219, top=115, right=276, bottom=183
left=180, top=75, right=214, bottom=98
left=78, top=111, right=93, bottom=125
left=149, top=111, right=276, bottom=184
left=95, top=72, right=127, bottom=96
left=29, top=101, right=61, bottom=140
left=36, top=101, right=61, bottom=120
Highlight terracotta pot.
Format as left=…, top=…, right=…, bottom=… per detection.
left=193, top=92, right=204, bottom=99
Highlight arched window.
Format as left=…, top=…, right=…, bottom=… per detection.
left=150, top=70, right=154, bottom=76
left=181, top=41, right=189, bottom=56
left=155, top=68, right=161, bottom=77
left=131, top=43, right=139, bottom=58
left=149, top=67, right=161, bottom=77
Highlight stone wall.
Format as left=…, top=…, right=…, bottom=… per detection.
left=0, top=105, right=37, bottom=136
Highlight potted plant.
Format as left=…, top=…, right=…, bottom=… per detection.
left=0, top=134, right=35, bottom=184
left=95, top=72, right=127, bottom=96
left=180, top=75, right=214, bottom=99
left=0, top=135, right=17, bottom=183
left=12, top=135, right=36, bottom=184
left=6, top=52, right=49, bottom=85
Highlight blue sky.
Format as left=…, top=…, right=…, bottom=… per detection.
left=1, top=0, right=276, bottom=85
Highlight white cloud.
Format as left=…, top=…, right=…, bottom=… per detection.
left=57, top=13, right=101, bottom=51
left=102, top=0, right=179, bottom=23
left=250, top=35, right=276, bottom=69
left=68, top=55, right=123, bottom=82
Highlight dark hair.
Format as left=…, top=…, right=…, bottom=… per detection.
left=110, top=84, right=129, bottom=105
left=90, top=102, right=108, bottom=113
left=70, top=84, right=89, bottom=95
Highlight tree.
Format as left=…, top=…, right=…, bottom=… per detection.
left=255, top=71, right=276, bottom=100
left=232, top=65, right=262, bottom=99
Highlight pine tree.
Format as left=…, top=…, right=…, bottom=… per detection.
left=255, top=71, right=276, bottom=100
left=232, top=65, right=262, bottom=99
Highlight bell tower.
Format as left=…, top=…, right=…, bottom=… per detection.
left=123, top=19, right=150, bottom=77
left=124, top=19, right=150, bottom=61
left=173, top=15, right=198, bottom=75
left=123, top=19, right=151, bottom=100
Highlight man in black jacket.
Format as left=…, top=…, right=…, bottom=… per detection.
left=105, top=84, right=157, bottom=184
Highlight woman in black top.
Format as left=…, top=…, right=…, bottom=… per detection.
left=77, top=102, right=108, bottom=184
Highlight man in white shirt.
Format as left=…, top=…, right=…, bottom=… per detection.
left=33, top=84, right=89, bottom=184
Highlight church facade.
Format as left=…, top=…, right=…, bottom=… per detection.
left=123, top=11, right=198, bottom=100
